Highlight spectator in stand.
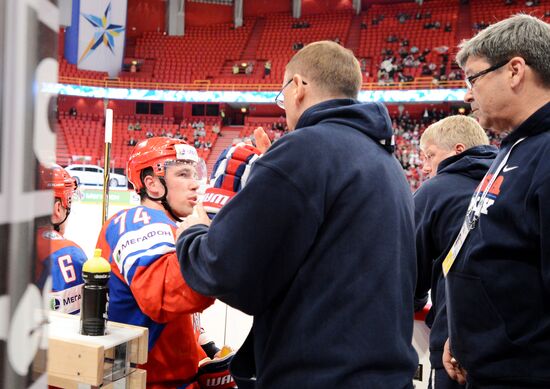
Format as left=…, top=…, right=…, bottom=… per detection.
left=128, top=136, right=137, bottom=146
left=264, top=61, right=271, bottom=78
left=134, top=121, right=142, bottom=131
left=160, top=128, right=166, bottom=137
left=360, top=58, right=367, bottom=73
left=146, top=129, right=154, bottom=138
left=232, top=63, right=239, bottom=75
left=69, top=107, right=77, bottom=117
left=212, top=123, right=221, bottom=136
left=166, top=129, right=174, bottom=138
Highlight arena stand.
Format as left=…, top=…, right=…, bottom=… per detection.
left=57, top=98, right=220, bottom=170
left=55, top=0, right=545, bottom=190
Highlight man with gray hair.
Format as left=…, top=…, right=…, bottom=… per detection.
left=443, top=14, right=550, bottom=387
left=414, top=115, right=497, bottom=389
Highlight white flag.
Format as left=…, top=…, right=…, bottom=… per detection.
left=77, top=0, right=127, bottom=77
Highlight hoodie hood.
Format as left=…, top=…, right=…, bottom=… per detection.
left=295, top=99, right=394, bottom=152
left=437, top=145, right=498, bottom=180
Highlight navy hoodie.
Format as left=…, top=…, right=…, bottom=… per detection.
left=413, top=145, right=497, bottom=369
left=177, top=99, right=418, bottom=388
left=446, top=102, right=550, bottom=388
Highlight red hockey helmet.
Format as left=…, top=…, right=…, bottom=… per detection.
left=40, top=164, right=78, bottom=209
left=127, top=137, right=203, bottom=193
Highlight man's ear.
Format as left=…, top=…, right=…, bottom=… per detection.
left=51, top=199, right=64, bottom=224
left=143, top=173, right=163, bottom=197
left=454, top=143, right=466, bottom=154
left=293, top=74, right=306, bottom=104
left=509, top=56, right=527, bottom=88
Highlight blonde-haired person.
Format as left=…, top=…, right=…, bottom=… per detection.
left=176, top=41, right=419, bottom=388
left=420, top=115, right=491, bottom=178
left=414, top=115, right=497, bottom=389
left=443, top=14, right=550, bottom=387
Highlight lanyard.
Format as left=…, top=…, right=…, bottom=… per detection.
left=442, top=137, right=526, bottom=276
left=465, top=137, right=526, bottom=230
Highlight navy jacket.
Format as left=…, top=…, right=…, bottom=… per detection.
left=446, top=102, right=550, bottom=388
left=177, top=99, right=418, bottom=388
left=413, top=145, right=497, bottom=368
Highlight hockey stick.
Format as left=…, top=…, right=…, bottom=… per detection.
left=101, top=108, right=113, bottom=224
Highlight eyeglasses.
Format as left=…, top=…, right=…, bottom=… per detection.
left=274, top=79, right=308, bottom=110
left=465, top=60, right=509, bottom=89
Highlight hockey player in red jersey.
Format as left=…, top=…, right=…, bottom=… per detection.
left=36, top=164, right=86, bottom=314
left=96, top=137, right=232, bottom=389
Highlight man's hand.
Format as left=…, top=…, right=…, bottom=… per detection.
left=177, top=204, right=211, bottom=240
left=254, top=126, right=271, bottom=153
left=443, top=338, right=467, bottom=384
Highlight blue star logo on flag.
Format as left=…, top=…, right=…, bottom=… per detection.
left=78, top=2, right=125, bottom=64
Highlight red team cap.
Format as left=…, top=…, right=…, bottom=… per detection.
left=127, top=137, right=202, bottom=193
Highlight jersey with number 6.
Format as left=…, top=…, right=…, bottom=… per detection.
left=96, top=205, right=214, bottom=387
left=36, top=227, right=86, bottom=314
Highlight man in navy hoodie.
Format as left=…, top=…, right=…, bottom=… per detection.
left=414, top=115, right=497, bottom=389
left=175, top=41, right=418, bottom=388
left=443, top=14, right=550, bottom=388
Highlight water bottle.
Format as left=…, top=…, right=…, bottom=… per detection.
left=80, top=248, right=110, bottom=336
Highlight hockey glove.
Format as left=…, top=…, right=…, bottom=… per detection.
left=197, top=346, right=236, bottom=389
left=202, top=143, right=261, bottom=218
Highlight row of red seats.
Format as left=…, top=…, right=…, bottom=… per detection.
left=58, top=115, right=220, bottom=169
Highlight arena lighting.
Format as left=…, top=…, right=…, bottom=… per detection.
left=44, top=83, right=467, bottom=103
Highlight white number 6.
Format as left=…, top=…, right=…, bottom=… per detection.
left=58, top=254, right=76, bottom=283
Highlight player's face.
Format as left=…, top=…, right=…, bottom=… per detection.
left=421, top=142, right=456, bottom=179
left=164, top=163, right=199, bottom=218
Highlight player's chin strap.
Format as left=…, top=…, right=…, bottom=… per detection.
left=146, top=177, right=184, bottom=223
left=52, top=206, right=71, bottom=232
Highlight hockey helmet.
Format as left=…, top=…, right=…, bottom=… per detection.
left=127, top=137, right=205, bottom=193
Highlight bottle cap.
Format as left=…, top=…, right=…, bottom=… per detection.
left=83, top=248, right=111, bottom=274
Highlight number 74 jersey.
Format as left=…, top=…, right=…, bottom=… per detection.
left=95, top=205, right=214, bottom=385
